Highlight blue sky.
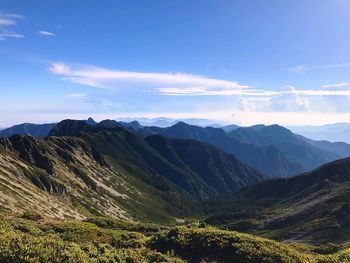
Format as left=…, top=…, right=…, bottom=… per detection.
left=1, top=0, right=350, bottom=127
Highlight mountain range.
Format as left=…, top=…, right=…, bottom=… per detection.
left=289, top=122, right=350, bottom=143
left=139, top=122, right=350, bottom=177
left=2, top=119, right=350, bottom=179
left=2, top=117, right=350, bottom=261
left=0, top=119, right=264, bottom=223
left=0, top=123, right=56, bottom=138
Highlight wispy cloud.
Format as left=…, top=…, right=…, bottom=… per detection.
left=48, top=62, right=248, bottom=94
left=158, top=87, right=277, bottom=96
left=0, top=12, right=24, bottom=40
left=38, top=30, right=55, bottom=36
left=289, top=64, right=350, bottom=74
left=322, top=82, right=350, bottom=89
left=159, top=85, right=350, bottom=97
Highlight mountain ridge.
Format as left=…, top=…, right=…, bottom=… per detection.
left=0, top=119, right=265, bottom=223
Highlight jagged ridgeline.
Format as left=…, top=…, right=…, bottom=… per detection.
left=0, top=119, right=264, bottom=222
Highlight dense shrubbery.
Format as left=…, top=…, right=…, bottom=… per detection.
left=84, top=217, right=161, bottom=234
left=151, top=226, right=350, bottom=263
left=0, top=216, right=350, bottom=262
left=151, top=226, right=314, bottom=263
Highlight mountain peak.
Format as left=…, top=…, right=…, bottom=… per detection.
left=173, top=121, right=189, bottom=127
left=97, top=119, right=121, bottom=128
left=85, top=117, right=97, bottom=125
left=48, top=119, right=89, bottom=137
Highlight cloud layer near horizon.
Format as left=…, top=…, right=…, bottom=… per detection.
left=45, top=61, right=350, bottom=126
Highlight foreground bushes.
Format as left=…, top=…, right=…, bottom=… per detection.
left=0, top=216, right=350, bottom=262
left=0, top=229, right=183, bottom=262
left=151, top=226, right=314, bottom=263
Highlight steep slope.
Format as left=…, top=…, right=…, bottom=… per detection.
left=228, top=124, right=340, bottom=171
left=0, top=134, right=198, bottom=222
left=142, top=122, right=303, bottom=177
left=145, top=135, right=264, bottom=196
left=205, top=157, right=350, bottom=244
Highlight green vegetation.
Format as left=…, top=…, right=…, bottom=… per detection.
left=0, top=215, right=183, bottom=262
left=0, top=215, right=350, bottom=262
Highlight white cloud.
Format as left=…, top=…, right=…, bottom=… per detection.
left=0, top=12, right=24, bottom=40
left=269, top=86, right=310, bottom=112
left=50, top=62, right=71, bottom=75
left=0, top=18, right=16, bottom=26
left=49, top=62, right=350, bottom=98
left=48, top=62, right=248, bottom=92
left=38, top=30, right=55, bottom=36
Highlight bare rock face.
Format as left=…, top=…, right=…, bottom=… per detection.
left=0, top=135, right=68, bottom=196
left=0, top=134, right=55, bottom=174
left=27, top=173, right=66, bottom=195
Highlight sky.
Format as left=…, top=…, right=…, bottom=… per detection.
left=1, top=0, right=350, bottom=127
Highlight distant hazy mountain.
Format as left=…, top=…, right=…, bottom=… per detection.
left=289, top=122, right=350, bottom=143
left=298, top=135, right=350, bottom=157
left=142, top=122, right=350, bottom=177
left=141, top=122, right=303, bottom=177
left=0, top=123, right=56, bottom=138
left=228, top=124, right=342, bottom=171
left=0, top=118, right=97, bottom=138
left=221, top=124, right=239, bottom=132
left=116, top=117, right=227, bottom=128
